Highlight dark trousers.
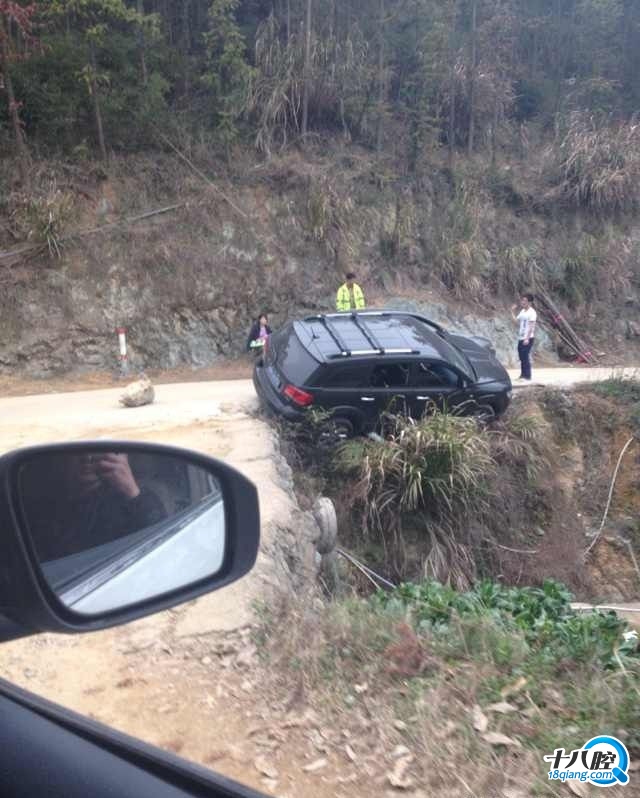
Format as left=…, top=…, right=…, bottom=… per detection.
left=518, top=339, right=534, bottom=379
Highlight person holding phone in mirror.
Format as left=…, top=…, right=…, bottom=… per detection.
left=79, top=453, right=143, bottom=499
left=20, top=452, right=167, bottom=563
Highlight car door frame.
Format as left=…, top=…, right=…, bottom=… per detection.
left=309, top=361, right=372, bottom=433
left=357, top=359, right=412, bottom=428
left=0, top=675, right=267, bottom=798
left=405, top=359, right=470, bottom=419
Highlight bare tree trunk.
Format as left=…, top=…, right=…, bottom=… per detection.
left=375, top=0, right=385, bottom=153
left=552, top=0, right=576, bottom=118
left=448, top=0, right=457, bottom=170
left=286, top=0, right=291, bottom=42
left=467, top=0, right=477, bottom=155
left=448, top=63, right=456, bottom=169
left=1, top=16, right=30, bottom=179
left=531, top=25, right=538, bottom=78
left=182, top=0, right=191, bottom=97
left=89, top=40, right=108, bottom=161
left=301, top=0, right=312, bottom=139
left=137, top=0, right=148, bottom=85
left=491, top=93, right=499, bottom=168
left=165, top=0, right=173, bottom=45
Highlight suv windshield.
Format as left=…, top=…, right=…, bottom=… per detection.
left=440, top=334, right=476, bottom=380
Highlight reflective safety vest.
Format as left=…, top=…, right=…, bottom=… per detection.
left=336, top=282, right=365, bottom=312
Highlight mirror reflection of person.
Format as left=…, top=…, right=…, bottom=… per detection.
left=20, top=452, right=166, bottom=563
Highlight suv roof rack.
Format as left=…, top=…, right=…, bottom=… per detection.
left=305, top=314, right=350, bottom=355
left=350, top=312, right=383, bottom=351
left=317, top=310, right=445, bottom=336
left=303, top=312, right=419, bottom=358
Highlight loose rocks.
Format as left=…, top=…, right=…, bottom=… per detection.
left=120, top=376, right=155, bottom=407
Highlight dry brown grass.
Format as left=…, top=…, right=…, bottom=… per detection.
left=546, top=113, right=640, bottom=214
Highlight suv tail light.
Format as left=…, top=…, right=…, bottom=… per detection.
left=263, top=335, right=270, bottom=358
left=283, top=384, right=314, bottom=407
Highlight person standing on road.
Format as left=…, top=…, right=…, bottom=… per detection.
left=336, top=272, right=366, bottom=312
left=246, top=313, right=272, bottom=354
left=511, top=293, right=537, bottom=381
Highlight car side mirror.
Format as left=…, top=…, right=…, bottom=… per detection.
left=0, top=442, right=260, bottom=639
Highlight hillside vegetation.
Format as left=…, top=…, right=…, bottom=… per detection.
left=2, top=1, right=640, bottom=370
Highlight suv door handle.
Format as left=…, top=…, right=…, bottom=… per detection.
left=360, top=397, right=375, bottom=402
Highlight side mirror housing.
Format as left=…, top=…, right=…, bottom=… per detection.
left=0, top=441, right=260, bottom=640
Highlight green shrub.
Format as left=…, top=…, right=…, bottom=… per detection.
left=590, top=376, right=640, bottom=403
left=376, top=578, right=639, bottom=671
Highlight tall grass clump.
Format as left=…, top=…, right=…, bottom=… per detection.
left=6, top=183, right=75, bottom=258
left=549, top=113, right=640, bottom=214
left=427, top=182, right=489, bottom=297
left=336, top=411, right=495, bottom=587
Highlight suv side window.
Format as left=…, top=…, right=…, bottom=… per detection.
left=322, top=366, right=370, bottom=388
left=370, top=363, right=410, bottom=388
left=412, top=361, right=460, bottom=388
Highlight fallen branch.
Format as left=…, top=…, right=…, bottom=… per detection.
left=70, top=203, right=184, bottom=238
left=0, top=242, right=41, bottom=264
left=536, top=289, right=596, bottom=365
left=585, top=436, right=636, bottom=556
left=573, top=603, right=640, bottom=614
left=623, top=539, right=640, bottom=585
left=485, top=540, right=539, bottom=555
left=0, top=203, right=184, bottom=269
left=156, top=132, right=248, bottom=220
left=336, top=547, right=397, bottom=590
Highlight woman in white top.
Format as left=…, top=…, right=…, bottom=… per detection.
left=511, top=293, right=537, bottom=381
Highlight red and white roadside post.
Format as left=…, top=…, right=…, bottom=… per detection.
left=116, top=326, right=129, bottom=377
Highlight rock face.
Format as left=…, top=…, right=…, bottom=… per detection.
left=0, top=173, right=561, bottom=378
left=120, top=376, right=155, bottom=407
left=627, top=320, right=640, bottom=339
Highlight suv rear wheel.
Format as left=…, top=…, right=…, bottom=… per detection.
left=317, top=416, right=354, bottom=448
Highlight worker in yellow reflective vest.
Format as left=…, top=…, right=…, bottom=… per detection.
left=336, top=272, right=366, bottom=312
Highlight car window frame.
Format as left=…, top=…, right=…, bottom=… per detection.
left=368, top=361, right=412, bottom=390
left=317, top=362, right=372, bottom=389
left=410, top=360, right=464, bottom=390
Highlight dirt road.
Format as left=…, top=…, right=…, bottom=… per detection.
left=0, top=378, right=327, bottom=796
left=509, top=365, right=639, bottom=387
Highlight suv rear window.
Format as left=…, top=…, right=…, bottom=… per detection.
left=277, top=331, right=319, bottom=385
left=322, top=366, right=370, bottom=388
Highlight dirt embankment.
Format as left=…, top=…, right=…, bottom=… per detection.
left=3, top=150, right=640, bottom=381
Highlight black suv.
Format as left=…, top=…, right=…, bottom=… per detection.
left=253, top=311, right=512, bottom=438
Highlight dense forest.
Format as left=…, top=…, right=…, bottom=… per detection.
left=1, top=0, right=640, bottom=179
left=3, top=0, right=640, bottom=370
